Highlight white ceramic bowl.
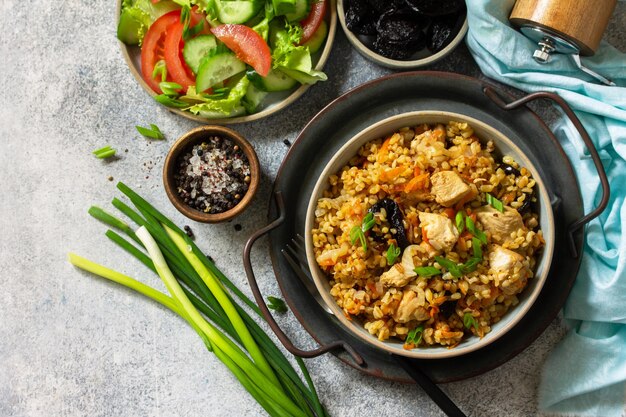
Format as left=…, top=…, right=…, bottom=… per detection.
left=305, top=111, right=555, bottom=359
left=337, top=0, right=468, bottom=69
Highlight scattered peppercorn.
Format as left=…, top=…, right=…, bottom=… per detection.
left=234, top=224, right=242, bottom=231
left=174, top=136, right=251, bottom=214
left=283, top=139, right=291, bottom=147
left=184, top=225, right=194, bottom=238
left=108, top=176, right=114, bottom=182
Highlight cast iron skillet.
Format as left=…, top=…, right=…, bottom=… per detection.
left=243, top=72, right=609, bottom=383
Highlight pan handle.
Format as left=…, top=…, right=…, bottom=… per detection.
left=243, top=191, right=365, bottom=366
left=484, top=87, right=610, bottom=258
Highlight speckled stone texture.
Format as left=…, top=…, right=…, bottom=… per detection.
left=1, top=2, right=624, bottom=417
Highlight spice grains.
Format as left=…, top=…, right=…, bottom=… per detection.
left=175, top=136, right=251, bottom=214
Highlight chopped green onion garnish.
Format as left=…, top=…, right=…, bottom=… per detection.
left=92, top=145, right=116, bottom=159
left=155, top=94, right=190, bottom=108
left=486, top=193, right=504, bottom=212
left=136, top=124, right=165, bottom=140
left=267, top=296, right=288, bottom=313
left=349, top=226, right=367, bottom=252
left=472, top=237, right=483, bottom=259
left=461, top=257, right=481, bottom=274
left=465, top=215, right=488, bottom=245
left=386, top=243, right=401, bottom=265
left=434, top=256, right=463, bottom=278
left=159, top=81, right=183, bottom=96
left=361, top=212, right=375, bottom=232
left=406, top=325, right=424, bottom=345
left=413, top=266, right=442, bottom=277
left=463, top=313, right=479, bottom=331
left=152, top=60, right=167, bottom=83
left=455, top=210, right=465, bottom=233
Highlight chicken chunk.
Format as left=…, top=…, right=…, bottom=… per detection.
left=393, top=290, right=429, bottom=323
left=418, top=212, right=459, bottom=252
left=430, top=171, right=473, bottom=207
left=380, top=263, right=412, bottom=288
left=475, top=205, right=525, bottom=244
left=488, top=245, right=532, bottom=295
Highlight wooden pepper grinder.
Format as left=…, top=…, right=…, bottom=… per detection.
left=509, top=0, right=617, bottom=85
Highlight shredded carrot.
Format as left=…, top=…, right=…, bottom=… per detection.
left=432, top=127, right=445, bottom=142
left=443, top=208, right=456, bottom=219
left=413, top=165, right=422, bottom=177
left=414, top=124, right=429, bottom=135
left=366, top=282, right=378, bottom=298
left=378, top=135, right=393, bottom=161
left=403, top=173, right=429, bottom=193
left=422, top=227, right=429, bottom=243
left=429, top=305, right=439, bottom=318
left=454, top=192, right=475, bottom=211
left=318, top=258, right=336, bottom=267
left=380, top=166, right=405, bottom=182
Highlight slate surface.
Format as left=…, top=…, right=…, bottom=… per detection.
left=1, top=2, right=624, bottom=416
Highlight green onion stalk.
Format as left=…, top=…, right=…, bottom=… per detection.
left=68, top=182, right=329, bottom=417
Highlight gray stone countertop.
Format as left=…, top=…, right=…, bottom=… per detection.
left=1, top=2, right=624, bottom=417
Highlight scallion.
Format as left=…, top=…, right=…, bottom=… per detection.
left=406, top=325, right=425, bottom=345
left=68, top=183, right=330, bottom=417
left=465, top=215, right=488, bottom=245
left=267, top=296, right=288, bottom=313
left=434, top=256, right=463, bottom=278
left=386, top=243, right=401, bottom=265
left=155, top=94, right=190, bottom=108
left=159, top=81, right=183, bottom=97
left=455, top=210, right=465, bottom=233
left=413, top=266, right=442, bottom=277
left=463, top=312, right=479, bottom=331
left=92, top=145, right=116, bottom=159
left=136, top=124, right=164, bottom=140
left=486, top=193, right=504, bottom=212
left=152, top=60, right=167, bottom=83
left=361, top=212, right=375, bottom=232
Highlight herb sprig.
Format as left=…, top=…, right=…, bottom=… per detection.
left=350, top=212, right=376, bottom=252
left=386, top=243, right=401, bottom=265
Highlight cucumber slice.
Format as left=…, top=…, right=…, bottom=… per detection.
left=285, top=0, right=310, bottom=22
left=242, top=84, right=269, bottom=113
left=196, top=52, right=247, bottom=92
left=246, top=68, right=298, bottom=92
left=183, top=35, right=217, bottom=74
left=272, top=0, right=296, bottom=16
left=302, top=20, right=327, bottom=54
left=216, top=0, right=264, bottom=24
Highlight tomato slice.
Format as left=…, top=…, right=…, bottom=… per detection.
left=140, top=10, right=180, bottom=93
left=300, top=0, right=327, bottom=44
left=164, top=21, right=197, bottom=90
left=211, top=24, right=271, bottom=77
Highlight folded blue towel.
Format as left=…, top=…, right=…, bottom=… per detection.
left=465, top=1, right=626, bottom=416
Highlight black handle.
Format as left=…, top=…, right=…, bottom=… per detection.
left=394, top=356, right=468, bottom=417
left=484, top=87, right=610, bottom=258
left=243, top=191, right=365, bottom=365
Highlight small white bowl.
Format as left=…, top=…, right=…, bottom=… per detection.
left=305, top=111, right=555, bottom=359
left=337, top=0, right=468, bottom=69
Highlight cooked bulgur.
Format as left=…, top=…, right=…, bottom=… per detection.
left=311, top=121, right=545, bottom=349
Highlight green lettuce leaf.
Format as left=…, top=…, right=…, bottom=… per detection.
left=186, top=75, right=250, bottom=117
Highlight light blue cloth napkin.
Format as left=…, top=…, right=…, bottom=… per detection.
left=465, top=1, right=626, bottom=416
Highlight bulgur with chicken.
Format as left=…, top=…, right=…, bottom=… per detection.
left=311, top=121, right=545, bottom=349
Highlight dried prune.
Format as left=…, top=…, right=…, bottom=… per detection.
left=404, top=0, right=464, bottom=16
left=345, top=0, right=377, bottom=35
left=368, top=198, right=410, bottom=249
left=367, top=0, right=405, bottom=13
left=427, top=13, right=463, bottom=52
left=377, top=8, right=429, bottom=44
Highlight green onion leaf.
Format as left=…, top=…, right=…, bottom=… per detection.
left=472, top=237, right=483, bottom=259
left=152, top=60, right=167, bottom=83
left=154, top=94, right=190, bottom=108
left=92, top=145, right=116, bottom=159
left=455, top=210, right=465, bottom=233
left=486, top=193, right=504, bottom=212
left=386, top=243, right=401, bottom=266
left=406, top=325, right=424, bottom=345
left=184, top=20, right=204, bottom=40
left=463, top=312, right=479, bottom=331
left=413, top=266, right=442, bottom=277
left=159, top=81, right=183, bottom=97
left=434, top=256, right=463, bottom=278
left=461, top=257, right=481, bottom=274
left=361, top=212, right=375, bottom=232
left=349, top=226, right=367, bottom=252
left=465, top=215, right=488, bottom=245
left=267, top=296, right=288, bottom=313
left=136, top=124, right=165, bottom=140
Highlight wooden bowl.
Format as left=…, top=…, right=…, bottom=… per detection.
left=163, top=125, right=260, bottom=223
left=337, top=0, right=468, bottom=69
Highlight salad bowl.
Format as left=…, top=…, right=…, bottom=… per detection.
left=116, top=0, right=337, bottom=124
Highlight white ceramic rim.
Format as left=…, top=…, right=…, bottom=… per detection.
left=336, top=0, right=468, bottom=69
left=304, top=110, right=556, bottom=359
left=116, top=0, right=338, bottom=124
